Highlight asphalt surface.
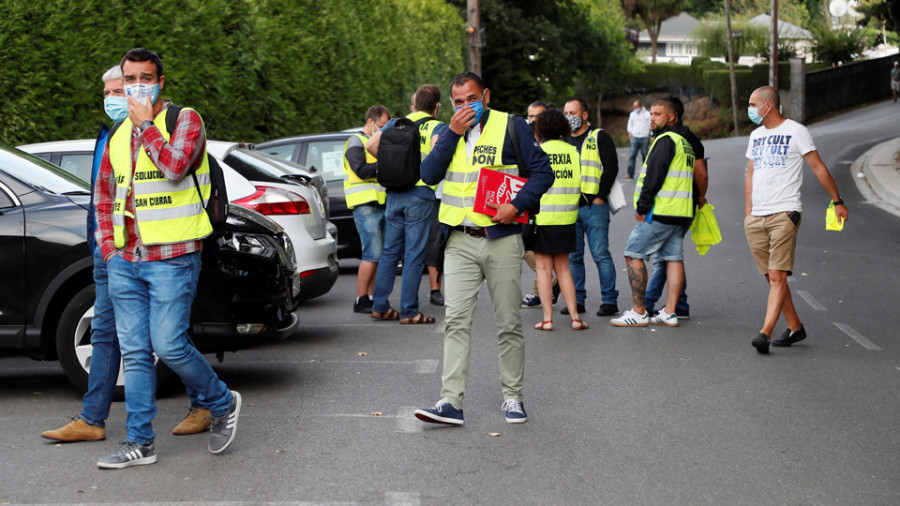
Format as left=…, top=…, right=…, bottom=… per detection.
left=1, top=100, right=899, bottom=505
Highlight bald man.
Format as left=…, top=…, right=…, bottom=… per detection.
left=744, top=86, right=848, bottom=354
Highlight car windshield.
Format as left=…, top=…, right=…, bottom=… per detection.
left=223, top=149, right=291, bottom=184
left=0, top=144, right=91, bottom=194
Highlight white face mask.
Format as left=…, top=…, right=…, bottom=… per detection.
left=124, top=83, right=159, bottom=106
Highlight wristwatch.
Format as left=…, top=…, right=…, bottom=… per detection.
left=140, top=120, right=154, bottom=132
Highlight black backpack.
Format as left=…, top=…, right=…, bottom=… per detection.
left=109, top=105, right=228, bottom=236
left=376, top=116, right=432, bottom=190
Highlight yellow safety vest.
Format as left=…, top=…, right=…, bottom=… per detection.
left=406, top=111, right=441, bottom=191
left=109, top=107, right=212, bottom=248
left=536, top=140, right=581, bottom=226
left=342, top=133, right=386, bottom=209
left=577, top=128, right=603, bottom=196
left=635, top=131, right=694, bottom=218
left=439, top=110, right=519, bottom=227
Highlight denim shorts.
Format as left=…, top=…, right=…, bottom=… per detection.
left=623, top=220, right=688, bottom=262
left=353, top=204, right=385, bottom=262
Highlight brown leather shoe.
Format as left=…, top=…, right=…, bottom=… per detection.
left=41, top=418, right=105, bottom=442
left=172, top=407, right=212, bottom=435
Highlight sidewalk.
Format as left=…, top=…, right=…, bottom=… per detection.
left=853, top=137, right=900, bottom=218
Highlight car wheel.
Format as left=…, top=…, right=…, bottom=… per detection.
left=55, top=284, right=174, bottom=397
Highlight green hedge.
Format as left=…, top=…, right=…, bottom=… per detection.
left=625, top=59, right=792, bottom=101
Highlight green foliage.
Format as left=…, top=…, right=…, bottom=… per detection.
left=693, top=21, right=771, bottom=59
left=812, top=27, right=867, bottom=65
left=0, top=0, right=464, bottom=146
left=622, top=0, right=689, bottom=62
left=623, top=63, right=704, bottom=91
left=444, top=0, right=634, bottom=114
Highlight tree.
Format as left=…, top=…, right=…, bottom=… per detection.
left=621, top=0, right=688, bottom=63
left=812, top=26, right=866, bottom=65
left=446, top=0, right=634, bottom=114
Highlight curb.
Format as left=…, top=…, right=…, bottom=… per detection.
left=851, top=137, right=900, bottom=218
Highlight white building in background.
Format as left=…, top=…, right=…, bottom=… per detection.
left=637, top=12, right=815, bottom=66
left=637, top=12, right=701, bottom=65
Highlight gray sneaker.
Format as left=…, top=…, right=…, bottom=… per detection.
left=209, top=390, right=242, bottom=454
left=97, top=441, right=157, bottom=469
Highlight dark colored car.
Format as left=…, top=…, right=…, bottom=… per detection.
left=0, top=144, right=300, bottom=391
left=254, top=132, right=360, bottom=258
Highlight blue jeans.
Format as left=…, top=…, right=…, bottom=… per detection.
left=372, top=193, right=434, bottom=319
left=645, top=260, right=689, bottom=315
left=77, top=248, right=119, bottom=428
left=569, top=203, right=618, bottom=306
left=353, top=204, right=385, bottom=262
left=627, top=137, right=649, bottom=177
left=108, top=252, right=231, bottom=445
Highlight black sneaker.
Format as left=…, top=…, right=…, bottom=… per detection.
left=414, top=400, right=464, bottom=426
left=209, top=390, right=242, bottom=454
left=772, top=324, right=806, bottom=347
left=551, top=283, right=561, bottom=304
left=430, top=290, right=444, bottom=306
left=596, top=303, right=619, bottom=317
left=752, top=333, right=770, bottom=354
left=97, top=441, right=156, bottom=469
left=353, top=295, right=373, bottom=314
left=521, top=294, right=541, bottom=308
left=561, top=303, right=586, bottom=315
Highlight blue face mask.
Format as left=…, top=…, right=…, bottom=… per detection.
left=454, top=90, right=487, bottom=127
left=104, top=96, right=129, bottom=122
left=747, top=103, right=769, bottom=125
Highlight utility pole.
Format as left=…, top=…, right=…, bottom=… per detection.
left=466, top=0, right=482, bottom=75
left=725, top=0, right=740, bottom=135
left=770, top=0, right=778, bottom=89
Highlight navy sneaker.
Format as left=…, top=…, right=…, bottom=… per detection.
left=430, top=290, right=444, bottom=306
left=521, top=294, right=542, bottom=308
left=772, top=324, right=806, bottom=347
left=501, top=399, right=527, bottom=424
left=414, top=401, right=464, bottom=426
left=752, top=333, right=770, bottom=354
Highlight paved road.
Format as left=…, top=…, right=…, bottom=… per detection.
left=2, top=101, right=899, bottom=505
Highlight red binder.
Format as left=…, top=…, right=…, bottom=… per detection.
left=472, top=168, right=529, bottom=224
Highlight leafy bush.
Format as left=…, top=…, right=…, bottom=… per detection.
left=812, top=27, right=866, bottom=66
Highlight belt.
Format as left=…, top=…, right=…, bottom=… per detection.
left=452, top=225, right=488, bottom=238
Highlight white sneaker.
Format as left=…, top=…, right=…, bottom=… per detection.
left=611, top=309, right=649, bottom=327
left=651, top=309, right=678, bottom=327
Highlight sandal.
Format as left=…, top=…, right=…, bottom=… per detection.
left=534, top=320, right=553, bottom=331
left=400, top=312, right=436, bottom=324
left=572, top=318, right=589, bottom=331
left=371, top=308, right=400, bottom=320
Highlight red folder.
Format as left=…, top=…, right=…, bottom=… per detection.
left=472, top=168, right=529, bottom=224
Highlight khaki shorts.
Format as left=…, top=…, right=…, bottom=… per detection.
left=744, top=212, right=801, bottom=275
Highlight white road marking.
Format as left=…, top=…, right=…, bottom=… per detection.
left=395, top=406, right=423, bottom=433
left=797, top=290, right=827, bottom=311
left=833, top=322, right=881, bottom=351
left=385, top=491, right=421, bottom=505
left=316, top=360, right=436, bottom=373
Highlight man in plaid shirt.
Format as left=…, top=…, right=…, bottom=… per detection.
left=94, top=48, right=241, bottom=469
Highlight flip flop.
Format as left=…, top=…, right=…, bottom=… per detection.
left=572, top=318, right=589, bottom=331
left=400, top=312, right=436, bottom=324
left=371, top=308, right=400, bottom=320
left=534, top=320, right=553, bottom=331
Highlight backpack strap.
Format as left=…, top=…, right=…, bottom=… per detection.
left=413, top=116, right=432, bottom=127
left=164, top=104, right=208, bottom=208
left=506, top=114, right=525, bottom=177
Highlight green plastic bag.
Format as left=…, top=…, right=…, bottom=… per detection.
left=689, top=203, right=722, bottom=256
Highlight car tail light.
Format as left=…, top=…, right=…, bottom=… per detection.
left=232, top=186, right=310, bottom=215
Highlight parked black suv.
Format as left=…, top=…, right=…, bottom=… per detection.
left=0, top=144, right=299, bottom=391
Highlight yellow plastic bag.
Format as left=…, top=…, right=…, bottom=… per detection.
left=689, top=203, right=722, bottom=256
left=825, top=201, right=844, bottom=231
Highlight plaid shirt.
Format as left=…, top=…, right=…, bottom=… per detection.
left=95, top=101, right=208, bottom=262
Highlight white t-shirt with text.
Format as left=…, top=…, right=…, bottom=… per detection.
left=745, top=119, right=816, bottom=215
